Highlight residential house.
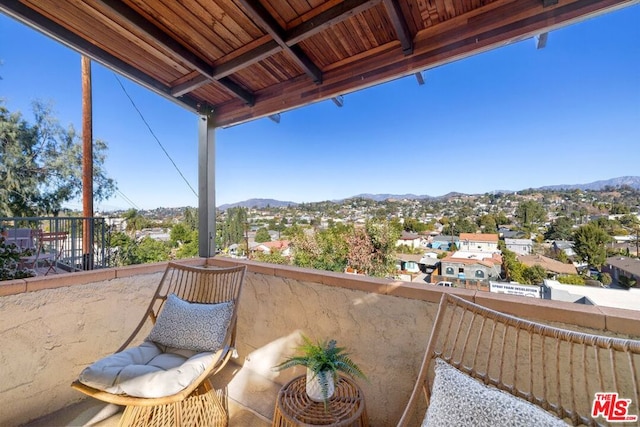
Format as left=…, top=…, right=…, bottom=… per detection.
left=543, top=279, right=640, bottom=310
left=602, top=256, right=640, bottom=286
left=458, top=233, right=500, bottom=253
left=396, top=231, right=427, bottom=250
left=552, top=240, right=577, bottom=258
left=499, top=226, right=525, bottom=239
left=517, top=254, right=577, bottom=277
left=396, top=253, right=440, bottom=275
left=251, top=240, right=291, bottom=257
left=505, top=238, right=533, bottom=255
left=439, top=251, right=502, bottom=282
left=429, top=235, right=459, bottom=251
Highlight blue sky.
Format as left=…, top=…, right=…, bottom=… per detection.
left=1, top=5, right=639, bottom=211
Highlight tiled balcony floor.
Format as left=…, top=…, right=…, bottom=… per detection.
left=25, top=361, right=275, bottom=427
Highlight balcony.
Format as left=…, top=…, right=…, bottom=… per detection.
left=0, top=217, right=109, bottom=274
left=1, top=258, right=639, bottom=426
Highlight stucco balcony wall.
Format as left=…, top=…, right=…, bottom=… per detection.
left=1, top=258, right=639, bottom=426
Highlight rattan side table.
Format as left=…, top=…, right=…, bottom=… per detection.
left=272, top=375, right=368, bottom=427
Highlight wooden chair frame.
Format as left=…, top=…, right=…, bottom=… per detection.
left=72, top=262, right=247, bottom=424
left=398, top=293, right=640, bottom=427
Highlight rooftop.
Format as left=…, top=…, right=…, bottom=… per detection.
left=459, top=232, right=499, bottom=242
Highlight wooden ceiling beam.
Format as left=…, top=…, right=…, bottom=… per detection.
left=214, top=0, right=634, bottom=126
left=286, top=0, right=382, bottom=45
left=171, top=41, right=280, bottom=97
left=93, top=0, right=254, bottom=106
left=382, top=0, right=413, bottom=55
left=237, top=0, right=323, bottom=84
left=93, top=0, right=213, bottom=77
left=170, top=1, right=381, bottom=96
left=0, top=0, right=203, bottom=112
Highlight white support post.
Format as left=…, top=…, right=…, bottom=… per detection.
left=198, top=113, right=216, bottom=257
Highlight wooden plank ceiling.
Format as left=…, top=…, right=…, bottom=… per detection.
left=1, top=0, right=637, bottom=127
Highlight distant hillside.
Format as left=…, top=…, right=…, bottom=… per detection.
left=218, top=198, right=298, bottom=211
left=350, top=193, right=432, bottom=201
left=215, top=176, right=640, bottom=211
left=537, top=176, right=640, bottom=191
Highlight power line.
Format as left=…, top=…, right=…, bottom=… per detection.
left=113, top=74, right=198, bottom=199
left=116, top=189, right=140, bottom=210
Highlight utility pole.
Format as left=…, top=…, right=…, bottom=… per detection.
left=82, top=56, right=94, bottom=270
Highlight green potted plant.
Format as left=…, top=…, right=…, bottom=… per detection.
left=274, top=334, right=365, bottom=404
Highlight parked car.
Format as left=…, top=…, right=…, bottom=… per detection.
left=435, top=281, right=453, bottom=287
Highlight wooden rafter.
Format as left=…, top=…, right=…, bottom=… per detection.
left=172, top=0, right=381, bottom=96
left=213, top=0, right=633, bottom=126
left=237, top=0, right=323, bottom=84
left=382, top=0, right=413, bottom=55
left=3, top=0, right=635, bottom=127
left=92, top=0, right=255, bottom=106
left=286, top=0, right=382, bottom=45
left=0, top=0, right=203, bottom=112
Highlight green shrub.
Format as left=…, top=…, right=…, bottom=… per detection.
left=557, top=274, right=585, bottom=285
left=0, top=238, right=36, bottom=281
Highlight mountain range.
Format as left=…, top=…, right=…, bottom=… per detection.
left=217, top=176, right=640, bottom=210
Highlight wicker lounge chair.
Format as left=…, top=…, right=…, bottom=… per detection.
left=398, top=293, right=640, bottom=427
left=72, top=262, right=246, bottom=426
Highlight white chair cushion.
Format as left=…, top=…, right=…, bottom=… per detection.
left=422, top=359, right=568, bottom=427
left=147, top=294, right=234, bottom=352
left=78, top=341, right=215, bottom=398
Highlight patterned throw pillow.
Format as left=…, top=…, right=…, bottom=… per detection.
left=147, top=294, right=234, bottom=353
left=422, top=359, right=568, bottom=427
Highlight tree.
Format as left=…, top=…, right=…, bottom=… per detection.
left=501, top=248, right=525, bottom=283
left=544, top=217, right=574, bottom=241
left=610, top=203, right=630, bottom=215
left=477, top=214, right=498, bottom=232
left=175, top=233, right=198, bottom=258
left=220, top=207, right=247, bottom=248
left=255, top=227, right=271, bottom=243
left=291, top=225, right=349, bottom=272
left=183, top=207, right=198, bottom=230
left=364, top=220, right=401, bottom=277
left=254, top=249, right=289, bottom=265
left=403, top=218, right=428, bottom=233
left=106, top=231, right=138, bottom=266
left=0, top=101, right=116, bottom=216
left=516, top=200, right=546, bottom=230
left=618, top=275, right=637, bottom=289
left=170, top=223, right=191, bottom=245
left=123, top=209, right=151, bottom=235
left=572, top=223, right=611, bottom=268
left=346, top=227, right=375, bottom=274
left=135, top=237, right=170, bottom=263
left=522, top=265, right=547, bottom=285
left=599, top=272, right=612, bottom=287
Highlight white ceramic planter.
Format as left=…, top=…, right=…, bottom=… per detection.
left=305, top=368, right=335, bottom=402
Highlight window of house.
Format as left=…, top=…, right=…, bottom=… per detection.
left=458, top=267, right=464, bottom=274
left=475, top=270, right=485, bottom=278
left=445, top=267, right=454, bottom=275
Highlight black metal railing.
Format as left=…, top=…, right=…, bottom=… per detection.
left=0, top=217, right=108, bottom=272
